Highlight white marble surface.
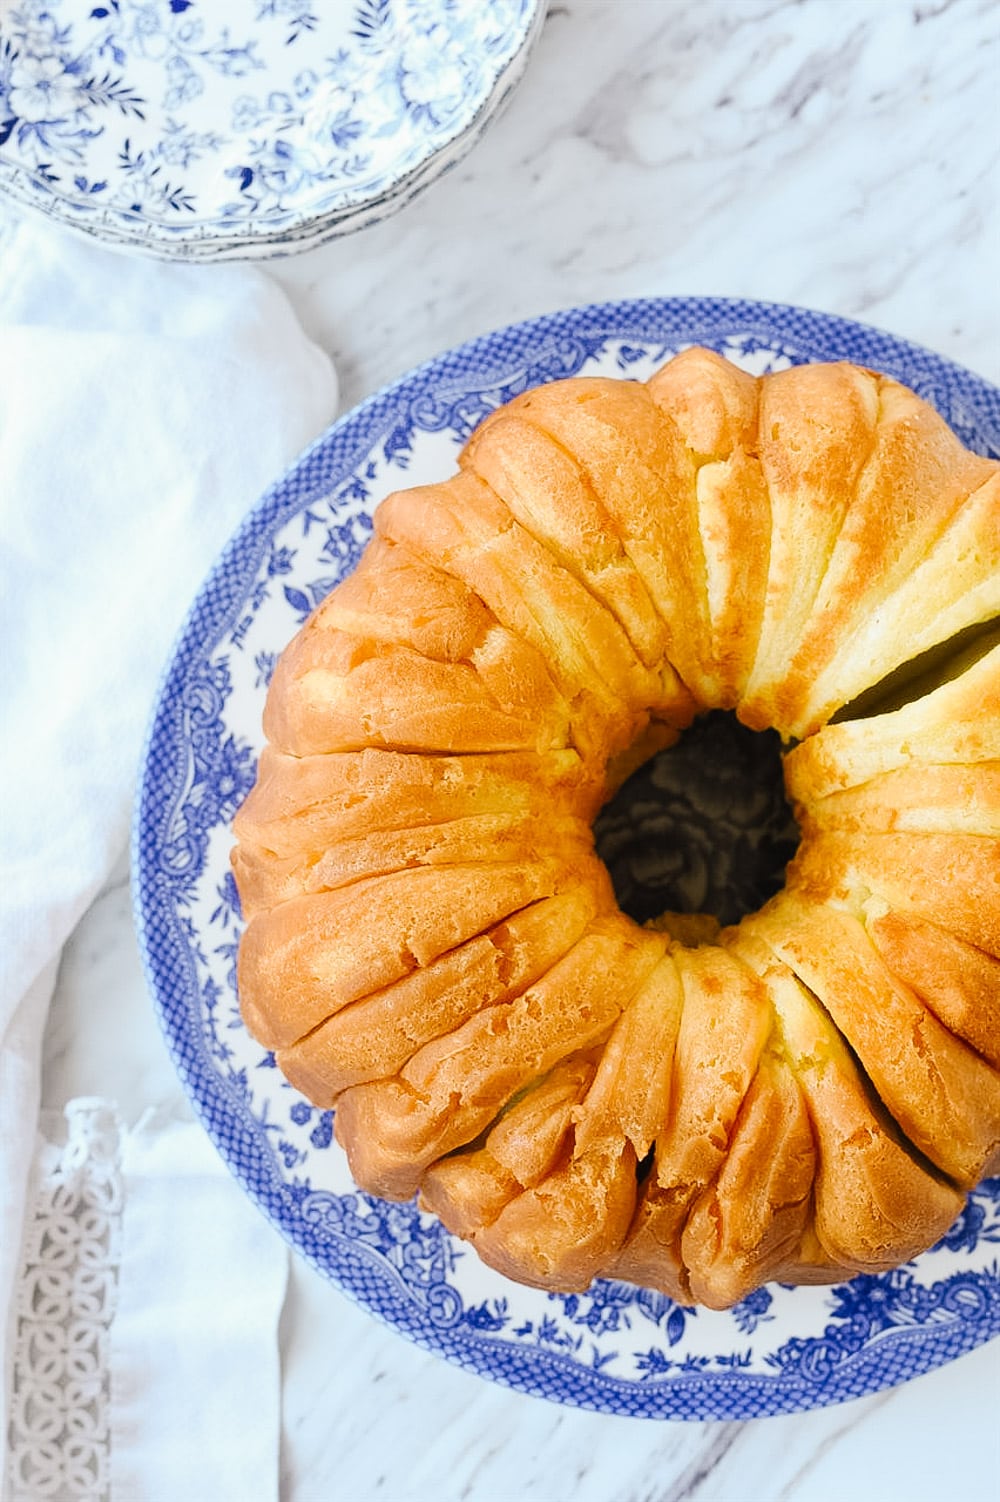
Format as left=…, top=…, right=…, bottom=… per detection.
left=39, top=0, right=1000, bottom=1497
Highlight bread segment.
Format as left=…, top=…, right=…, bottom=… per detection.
left=794, top=762, right=1000, bottom=837
left=264, top=621, right=572, bottom=760
left=420, top=1057, right=597, bottom=1240
left=680, top=1047, right=816, bottom=1309
left=648, top=348, right=770, bottom=705
left=789, top=830, right=1000, bottom=958
left=745, top=893, right=1000, bottom=1186
left=729, top=929, right=964, bottom=1273
left=866, top=911, right=1000, bottom=1072
left=495, top=377, right=713, bottom=700
left=613, top=946, right=773, bottom=1300
left=278, top=885, right=609, bottom=1102
left=784, top=639, right=1000, bottom=802
left=238, top=858, right=578, bottom=1050
left=469, top=1134, right=639, bottom=1292
left=461, top=412, right=669, bottom=669
left=429, top=955, right=687, bottom=1292
left=333, top=917, right=666, bottom=1198
left=232, top=746, right=600, bottom=917
left=740, top=361, right=881, bottom=731
left=375, top=471, right=694, bottom=760
left=236, top=746, right=600, bottom=858
left=747, top=375, right=995, bottom=735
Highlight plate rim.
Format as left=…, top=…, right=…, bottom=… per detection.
left=132, top=294, right=1000, bottom=1420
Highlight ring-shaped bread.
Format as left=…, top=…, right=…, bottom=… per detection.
left=233, top=349, right=1000, bottom=1308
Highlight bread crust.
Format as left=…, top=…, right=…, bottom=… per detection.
left=233, top=349, right=1000, bottom=1304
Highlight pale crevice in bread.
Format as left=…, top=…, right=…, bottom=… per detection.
left=460, top=411, right=670, bottom=670
left=373, top=473, right=691, bottom=761
left=498, top=380, right=713, bottom=701
left=740, top=362, right=882, bottom=730
left=864, top=910, right=1000, bottom=1074
left=783, top=640, right=1000, bottom=800
left=277, top=886, right=609, bottom=1105
left=729, top=928, right=964, bottom=1274
left=829, top=620, right=1000, bottom=725
left=333, top=917, right=665, bottom=1199
left=789, top=829, right=1000, bottom=958
left=792, top=762, right=1000, bottom=838
left=790, top=469, right=1000, bottom=736
left=744, top=894, right=1000, bottom=1187
left=232, top=349, right=1000, bottom=1305
left=756, top=379, right=995, bottom=736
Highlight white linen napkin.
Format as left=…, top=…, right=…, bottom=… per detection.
left=0, top=209, right=338, bottom=1494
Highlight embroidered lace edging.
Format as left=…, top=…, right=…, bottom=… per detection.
left=6, top=1100, right=122, bottom=1502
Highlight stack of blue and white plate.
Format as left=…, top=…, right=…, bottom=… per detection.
left=0, top=0, right=544, bottom=260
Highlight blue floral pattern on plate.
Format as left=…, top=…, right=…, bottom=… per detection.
left=133, top=297, right=1000, bottom=1418
left=0, top=0, right=543, bottom=259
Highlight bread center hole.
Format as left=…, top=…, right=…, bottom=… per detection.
left=593, top=711, right=800, bottom=931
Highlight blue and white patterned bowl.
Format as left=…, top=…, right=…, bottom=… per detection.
left=133, top=297, right=1000, bottom=1418
left=0, top=0, right=544, bottom=260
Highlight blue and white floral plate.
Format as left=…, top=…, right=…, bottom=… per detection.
left=133, top=297, right=1000, bottom=1419
left=0, top=0, right=543, bottom=260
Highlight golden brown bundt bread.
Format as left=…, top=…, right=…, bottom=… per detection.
left=232, top=346, right=1000, bottom=1309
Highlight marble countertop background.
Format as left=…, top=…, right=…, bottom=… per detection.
left=41, top=0, right=999, bottom=1497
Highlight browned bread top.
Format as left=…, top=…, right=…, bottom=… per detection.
left=233, top=349, right=1000, bottom=1306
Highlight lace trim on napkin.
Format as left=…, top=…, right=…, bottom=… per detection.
left=6, top=1101, right=122, bottom=1502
